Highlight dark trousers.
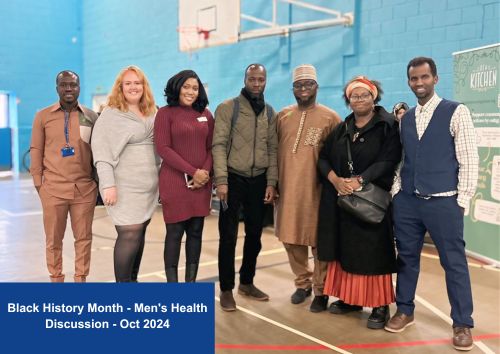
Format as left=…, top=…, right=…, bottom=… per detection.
left=393, top=192, right=473, bottom=327
left=218, top=172, right=267, bottom=291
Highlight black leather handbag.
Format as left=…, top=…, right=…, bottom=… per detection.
left=336, top=137, right=391, bottom=224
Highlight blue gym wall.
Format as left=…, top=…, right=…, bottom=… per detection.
left=1, top=0, right=499, bottom=171
left=80, top=0, right=355, bottom=115
left=0, top=0, right=82, bottom=171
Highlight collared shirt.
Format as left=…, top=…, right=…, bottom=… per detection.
left=30, top=102, right=98, bottom=199
left=392, top=93, right=479, bottom=210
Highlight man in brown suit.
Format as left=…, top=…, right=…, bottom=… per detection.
left=30, top=70, right=98, bottom=282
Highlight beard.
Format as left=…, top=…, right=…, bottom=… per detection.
left=294, top=92, right=316, bottom=107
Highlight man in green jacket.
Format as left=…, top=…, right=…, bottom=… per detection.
left=212, top=63, right=278, bottom=311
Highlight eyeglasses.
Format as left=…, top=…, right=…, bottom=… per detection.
left=350, top=93, right=372, bottom=102
left=293, top=81, right=316, bottom=90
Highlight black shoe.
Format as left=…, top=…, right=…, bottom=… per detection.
left=291, top=288, right=312, bottom=304
left=309, top=295, right=329, bottom=313
left=367, top=305, right=390, bottom=329
left=329, top=300, right=363, bottom=314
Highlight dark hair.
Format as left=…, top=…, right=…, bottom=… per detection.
left=342, top=77, right=383, bottom=105
left=56, top=70, right=79, bottom=84
left=164, top=70, right=208, bottom=113
left=392, top=102, right=409, bottom=115
left=244, top=63, right=266, bottom=78
left=406, top=57, right=437, bottom=79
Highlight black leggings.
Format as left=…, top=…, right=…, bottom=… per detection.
left=164, top=217, right=204, bottom=269
left=114, top=219, right=150, bottom=282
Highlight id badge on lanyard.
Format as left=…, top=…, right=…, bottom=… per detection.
left=61, top=110, right=75, bottom=157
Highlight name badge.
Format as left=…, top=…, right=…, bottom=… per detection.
left=197, top=116, right=207, bottom=122
left=61, top=146, right=75, bottom=157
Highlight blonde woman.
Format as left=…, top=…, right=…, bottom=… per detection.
left=91, top=65, right=159, bottom=282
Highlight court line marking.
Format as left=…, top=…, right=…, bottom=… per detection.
left=131, top=247, right=498, bottom=282
left=420, top=243, right=497, bottom=354
left=106, top=246, right=352, bottom=353
left=6, top=205, right=499, bottom=273
left=104, top=244, right=496, bottom=353
left=215, top=333, right=500, bottom=350
left=412, top=287, right=493, bottom=354
left=216, top=343, right=329, bottom=351
left=130, top=244, right=496, bottom=353
left=104, top=247, right=286, bottom=282
left=475, top=340, right=496, bottom=354
left=0, top=209, right=42, bottom=217
left=413, top=291, right=453, bottom=325
left=136, top=247, right=286, bottom=280
left=421, top=252, right=500, bottom=272
left=214, top=296, right=352, bottom=354
left=91, top=246, right=114, bottom=252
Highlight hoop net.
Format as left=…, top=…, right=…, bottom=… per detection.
left=177, top=26, right=212, bottom=57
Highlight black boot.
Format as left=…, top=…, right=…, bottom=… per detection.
left=367, top=305, right=390, bottom=329
left=165, top=267, right=178, bottom=283
left=185, top=263, right=199, bottom=283
left=309, top=295, right=329, bottom=313
left=329, top=300, right=362, bottom=314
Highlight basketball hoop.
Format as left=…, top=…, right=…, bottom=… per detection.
left=198, top=29, right=211, bottom=41
left=177, top=26, right=211, bottom=57
left=178, top=1, right=239, bottom=53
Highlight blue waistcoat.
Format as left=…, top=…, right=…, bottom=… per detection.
left=400, top=99, right=459, bottom=195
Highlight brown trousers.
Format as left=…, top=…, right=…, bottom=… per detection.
left=39, top=186, right=96, bottom=282
left=284, top=243, right=327, bottom=296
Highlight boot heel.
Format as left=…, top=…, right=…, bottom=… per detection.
left=165, top=267, right=178, bottom=283
left=367, top=306, right=390, bottom=330
left=185, top=263, right=199, bottom=283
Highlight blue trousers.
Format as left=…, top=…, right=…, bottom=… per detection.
left=392, top=192, right=474, bottom=328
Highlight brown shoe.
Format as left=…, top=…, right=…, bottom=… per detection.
left=238, top=284, right=269, bottom=301
left=384, top=311, right=415, bottom=333
left=453, top=327, right=474, bottom=351
left=220, top=290, right=236, bottom=312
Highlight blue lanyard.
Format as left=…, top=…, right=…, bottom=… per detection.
left=64, top=110, right=70, bottom=145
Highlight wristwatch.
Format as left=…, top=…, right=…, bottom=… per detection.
left=356, top=175, right=366, bottom=186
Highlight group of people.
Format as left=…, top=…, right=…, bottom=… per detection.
left=30, top=67, right=214, bottom=285
left=30, top=56, right=478, bottom=351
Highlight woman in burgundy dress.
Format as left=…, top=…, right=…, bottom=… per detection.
left=154, top=70, right=214, bottom=282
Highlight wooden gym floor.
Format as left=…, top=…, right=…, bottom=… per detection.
left=0, top=176, right=498, bottom=353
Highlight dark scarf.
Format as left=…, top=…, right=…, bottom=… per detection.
left=241, top=88, right=265, bottom=116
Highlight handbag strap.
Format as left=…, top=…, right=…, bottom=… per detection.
left=345, top=126, right=355, bottom=176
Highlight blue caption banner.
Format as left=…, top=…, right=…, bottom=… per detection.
left=0, top=283, right=214, bottom=354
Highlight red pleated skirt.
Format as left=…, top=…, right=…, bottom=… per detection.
left=323, top=261, right=395, bottom=307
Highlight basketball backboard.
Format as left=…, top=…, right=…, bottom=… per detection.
left=178, top=0, right=354, bottom=53
left=178, top=0, right=240, bottom=52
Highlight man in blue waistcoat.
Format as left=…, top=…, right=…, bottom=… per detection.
left=385, top=57, right=479, bottom=352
